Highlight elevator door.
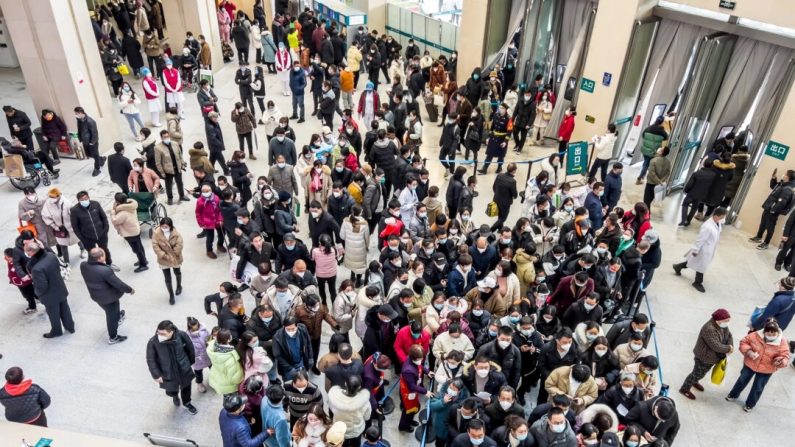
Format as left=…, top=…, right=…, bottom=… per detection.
left=667, top=34, right=736, bottom=189
left=518, top=0, right=563, bottom=87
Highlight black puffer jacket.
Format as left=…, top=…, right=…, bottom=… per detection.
left=145, top=331, right=196, bottom=393
left=476, top=339, right=522, bottom=386
left=0, top=382, right=50, bottom=424
left=763, top=178, right=795, bottom=215
left=70, top=201, right=109, bottom=243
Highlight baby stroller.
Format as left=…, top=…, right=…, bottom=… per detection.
left=129, top=191, right=167, bottom=237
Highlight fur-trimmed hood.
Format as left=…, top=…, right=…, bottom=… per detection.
left=575, top=403, right=619, bottom=433
left=462, top=360, right=502, bottom=377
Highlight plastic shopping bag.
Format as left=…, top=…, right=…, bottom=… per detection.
left=653, top=183, right=666, bottom=204
left=711, top=357, right=727, bottom=385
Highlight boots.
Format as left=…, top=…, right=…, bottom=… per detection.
left=175, top=272, right=183, bottom=296
left=165, top=278, right=175, bottom=305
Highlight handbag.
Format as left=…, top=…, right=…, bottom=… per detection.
left=17, top=219, right=37, bottom=237
left=711, top=357, right=727, bottom=385
left=117, top=64, right=130, bottom=76
left=486, top=201, right=499, bottom=217
left=53, top=202, right=69, bottom=239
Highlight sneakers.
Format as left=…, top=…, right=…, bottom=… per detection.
left=134, top=265, right=149, bottom=273
left=108, top=335, right=128, bottom=344
left=748, top=236, right=762, bottom=243
left=118, top=310, right=126, bottom=326
left=692, top=282, right=706, bottom=293
left=757, top=243, right=769, bottom=250
left=725, top=396, right=736, bottom=402
left=743, top=406, right=753, bottom=412
left=184, top=403, right=198, bottom=415
left=23, top=308, right=36, bottom=315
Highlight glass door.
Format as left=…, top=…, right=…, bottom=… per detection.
left=667, top=34, right=736, bottom=189
left=517, top=0, right=562, bottom=87
left=609, top=19, right=659, bottom=160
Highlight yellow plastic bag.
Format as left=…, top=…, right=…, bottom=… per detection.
left=117, top=64, right=130, bottom=76
left=486, top=201, right=499, bottom=217
left=711, top=357, right=727, bottom=385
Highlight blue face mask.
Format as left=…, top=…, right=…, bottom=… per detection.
left=473, top=74, right=480, bottom=80
left=285, top=244, right=295, bottom=251
left=263, top=317, right=273, bottom=324
left=509, top=316, right=520, bottom=323
left=488, top=330, right=498, bottom=337
left=411, top=331, right=421, bottom=339
left=469, top=437, right=483, bottom=446
left=80, top=200, right=90, bottom=207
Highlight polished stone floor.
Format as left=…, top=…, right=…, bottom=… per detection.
left=0, top=62, right=792, bottom=446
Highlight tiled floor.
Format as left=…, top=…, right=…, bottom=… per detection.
left=0, top=60, right=792, bottom=446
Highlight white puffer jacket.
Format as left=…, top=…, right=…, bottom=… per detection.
left=327, top=387, right=371, bottom=438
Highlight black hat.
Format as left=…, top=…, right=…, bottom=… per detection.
left=377, top=304, right=398, bottom=320
left=278, top=191, right=291, bottom=202
left=599, top=433, right=620, bottom=447
left=283, top=232, right=296, bottom=241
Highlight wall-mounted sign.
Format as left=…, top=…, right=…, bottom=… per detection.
left=580, top=77, right=595, bottom=93
left=764, top=140, right=790, bottom=161
left=602, top=72, right=612, bottom=86
left=719, top=0, right=736, bottom=10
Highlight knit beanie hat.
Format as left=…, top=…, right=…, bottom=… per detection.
left=711, top=308, right=730, bottom=321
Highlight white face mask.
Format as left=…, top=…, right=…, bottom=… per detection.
left=157, top=334, right=170, bottom=342
left=621, top=386, right=634, bottom=394
left=202, top=191, right=212, bottom=198
left=594, top=348, right=607, bottom=357
left=499, top=400, right=512, bottom=411
left=476, top=368, right=489, bottom=378
left=498, top=340, right=511, bottom=349
left=630, top=343, right=643, bottom=352
left=559, top=343, right=572, bottom=352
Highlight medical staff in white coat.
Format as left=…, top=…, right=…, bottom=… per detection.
left=673, top=207, right=728, bottom=293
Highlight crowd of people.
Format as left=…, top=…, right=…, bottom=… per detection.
left=3, top=2, right=795, bottom=447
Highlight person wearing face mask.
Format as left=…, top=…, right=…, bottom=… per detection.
left=273, top=232, right=311, bottom=274
left=447, top=254, right=478, bottom=297
left=612, top=332, right=649, bottom=370
left=625, top=396, right=680, bottom=445
left=726, top=318, right=790, bottom=412
left=271, top=316, right=313, bottom=381
left=245, top=304, right=283, bottom=359
left=528, top=406, right=577, bottom=447
left=145, top=320, right=198, bottom=414
left=430, top=377, right=470, bottom=447
left=596, top=373, right=643, bottom=424
left=219, top=392, right=271, bottom=446
left=18, top=187, right=52, bottom=248
left=478, top=104, right=512, bottom=175
left=549, top=271, right=594, bottom=316
left=622, top=354, right=659, bottom=400
left=69, top=190, right=117, bottom=270
left=484, top=386, right=524, bottom=433
left=544, top=364, right=597, bottom=414
left=510, top=87, right=536, bottom=154
left=619, top=425, right=643, bottom=447
left=462, top=355, right=508, bottom=406
left=561, top=293, right=602, bottom=331
left=291, top=403, right=330, bottom=447
left=584, top=335, right=621, bottom=392
left=572, top=320, right=604, bottom=354
left=679, top=308, right=734, bottom=400
left=396, top=344, right=433, bottom=432
left=362, top=303, right=399, bottom=364
left=491, top=414, right=535, bottom=447
left=434, top=322, right=475, bottom=365
left=673, top=207, right=727, bottom=293
left=537, top=328, right=579, bottom=405
left=294, top=294, right=339, bottom=375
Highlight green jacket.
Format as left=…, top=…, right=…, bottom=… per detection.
left=640, top=131, right=666, bottom=157
left=206, top=340, right=244, bottom=394
left=647, top=155, right=672, bottom=186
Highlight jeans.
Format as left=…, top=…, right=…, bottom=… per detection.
left=124, top=235, right=148, bottom=266
left=164, top=173, right=186, bottom=200
left=638, top=155, right=652, bottom=180
left=728, top=364, right=772, bottom=408
left=123, top=113, right=145, bottom=137
left=292, top=94, right=305, bottom=120
left=99, top=300, right=121, bottom=339
left=317, top=275, right=337, bottom=306
left=756, top=211, right=779, bottom=244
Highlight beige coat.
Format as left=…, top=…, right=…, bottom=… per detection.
left=432, top=330, right=475, bottom=361
left=128, top=167, right=162, bottom=193
left=154, top=141, right=185, bottom=176
left=544, top=365, right=598, bottom=414
left=303, top=165, right=332, bottom=207
left=188, top=147, right=215, bottom=176
left=18, top=197, right=51, bottom=247
left=110, top=200, right=141, bottom=237
left=151, top=227, right=184, bottom=268
left=339, top=216, right=370, bottom=274
left=164, top=113, right=183, bottom=145
left=487, top=271, right=521, bottom=309
left=612, top=343, right=650, bottom=370
left=40, top=197, right=79, bottom=246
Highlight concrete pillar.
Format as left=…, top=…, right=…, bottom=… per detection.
left=570, top=0, right=641, bottom=143
left=349, top=0, right=386, bottom=33
left=162, top=0, right=223, bottom=70
left=0, top=0, right=117, bottom=147
left=457, top=0, right=488, bottom=82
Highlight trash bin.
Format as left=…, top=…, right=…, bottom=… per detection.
left=33, top=127, right=45, bottom=151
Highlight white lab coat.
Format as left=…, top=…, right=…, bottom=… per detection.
left=685, top=218, right=721, bottom=273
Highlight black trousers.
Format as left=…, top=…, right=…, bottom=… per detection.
left=115, top=180, right=130, bottom=194
left=776, top=240, right=795, bottom=268
left=589, top=158, right=610, bottom=181
left=45, top=300, right=75, bottom=336
left=490, top=201, right=511, bottom=232
left=643, top=182, right=656, bottom=208
left=756, top=211, right=779, bottom=244
left=255, top=48, right=262, bottom=64
left=99, top=300, right=121, bottom=339
left=353, top=71, right=360, bottom=88
left=18, top=283, right=37, bottom=310
left=311, top=337, right=321, bottom=366
left=165, top=383, right=192, bottom=405
left=241, top=96, right=255, bottom=116
left=164, top=173, right=186, bottom=200
left=680, top=196, right=699, bottom=224
left=44, top=140, right=61, bottom=161
left=203, top=227, right=225, bottom=251
left=238, top=132, right=253, bottom=155
left=85, top=143, right=102, bottom=170
left=674, top=261, right=704, bottom=284
left=317, top=275, right=337, bottom=306
left=513, top=126, right=529, bottom=152
left=236, top=47, right=249, bottom=64
left=124, top=235, right=148, bottom=266
left=83, top=235, right=112, bottom=264
left=256, top=96, right=266, bottom=114
left=210, top=151, right=229, bottom=175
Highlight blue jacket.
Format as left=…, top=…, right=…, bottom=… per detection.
left=602, top=171, right=622, bottom=209
left=753, top=290, right=795, bottom=331
left=468, top=245, right=498, bottom=279
left=446, top=267, right=477, bottom=297
left=289, top=69, right=307, bottom=96
left=261, top=400, right=291, bottom=447
left=584, top=192, right=604, bottom=230
left=429, top=381, right=471, bottom=440
left=220, top=409, right=269, bottom=447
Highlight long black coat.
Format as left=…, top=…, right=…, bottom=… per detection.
left=121, top=34, right=144, bottom=70
left=28, top=251, right=68, bottom=307
left=683, top=168, right=717, bottom=203
left=145, top=331, right=196, bottom=393
left=492, top=172, right=518, bottom=210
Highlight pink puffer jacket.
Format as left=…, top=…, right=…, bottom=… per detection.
left=739, top=331, right=790, bottom=374
left=195, top=193, right=223, bottom=229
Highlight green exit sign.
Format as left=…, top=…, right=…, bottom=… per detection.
left=719, top=0, right=736, bottom=10
left=580, top=78, right=595, bottom=93
left=764, top=140, right=790, bottom=161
